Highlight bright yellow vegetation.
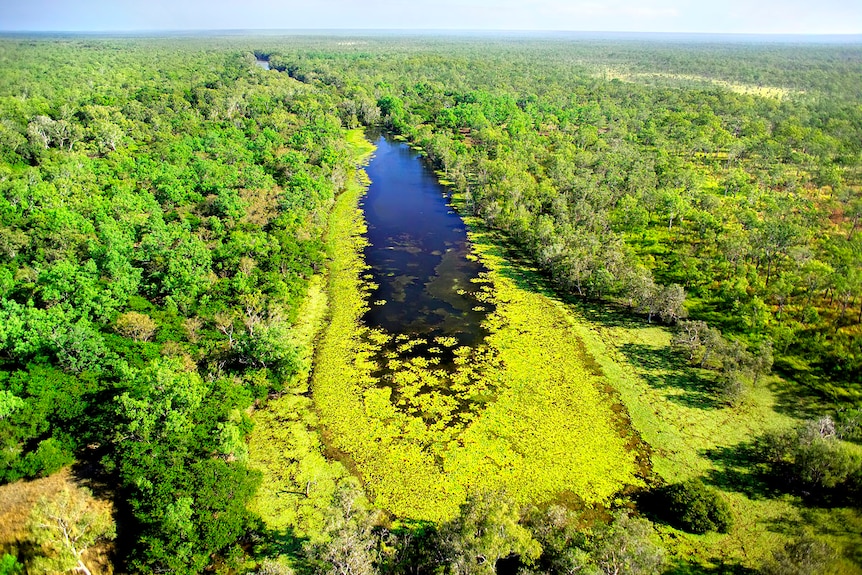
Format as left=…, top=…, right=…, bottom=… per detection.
left=601, top=67, right=796, bottom=99
left=247, top=275, right=352, bottom=542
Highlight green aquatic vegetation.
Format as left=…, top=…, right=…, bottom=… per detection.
left=434, top=336, right=458, bottom=347
left=396, top=338, right=427, bottom=354
left=311, top=148, right=642, bottom=521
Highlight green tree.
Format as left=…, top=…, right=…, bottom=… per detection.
left=590, top=512, right=664, bottom=575
left=655, top=284, right=687, bottom=325
left=0, top=554, right=22, bottom=575
left=757, top=417, right=862, bottom=496
left=761, top=535, right=835, bottom=575
left=0, top=390, right=24, bottom=420
left=115, top=359, right=262, bottom=573
left=659, top=479, right=733, bottom=534
left=311, top=484, right=379, bottom=575
left=441, top=492, right=541, bottom=575
left=522, top=505, right=591, bottom=575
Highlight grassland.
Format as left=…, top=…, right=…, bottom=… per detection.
left=451, top=206, right=862, bottom=571
left=600, top=67, right=796, bottom=98
left=557, top=289, right=862, bottom=572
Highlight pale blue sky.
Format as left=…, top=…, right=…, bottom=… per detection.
left=1, top=0, right=860, bottom=34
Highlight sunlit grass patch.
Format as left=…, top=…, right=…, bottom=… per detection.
left=344, top=127, right=375, bottom=164
left=600, top=67, right=797, bottom=99
left=561, top=300, right=862, bottom=570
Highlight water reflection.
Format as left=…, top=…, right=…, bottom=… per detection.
left=361, top=131, right=491, bottom=350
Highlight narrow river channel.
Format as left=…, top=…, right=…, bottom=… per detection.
left=361, top=131, right=491, bottom=349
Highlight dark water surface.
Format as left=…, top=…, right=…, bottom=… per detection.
left=361, top=132, right=490, bottom=348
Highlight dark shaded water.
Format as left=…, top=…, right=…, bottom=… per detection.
left=361, top=132, right=490, bottom=347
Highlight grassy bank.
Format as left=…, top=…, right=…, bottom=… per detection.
left=445, top=196, right=862, bottom=570
left=457, top=234, right=862, bottom=571
left=246, top=129, right=374, bottom=544
left=564, top=289, right=862, bottom=572
left=251, top=126, right=861, bottom=572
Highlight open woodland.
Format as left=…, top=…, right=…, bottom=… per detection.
left=0, top=34, right=861, bottom=574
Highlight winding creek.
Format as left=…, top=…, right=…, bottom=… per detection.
left=360, top=131, right=491, bottom=349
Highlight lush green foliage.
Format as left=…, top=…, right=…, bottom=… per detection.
left=0, top=554, right=21, bottom=575
left=655, top=479, right=734, bottom=534
left=0, top=37, right=361, bottom=572
left=524, top=506, right=665, bottom=575
left=755, top=417, right=862, bottom=501
left=261, top=37, right=862, bottom=398
left=440, top=493, right=541, bottom=574
left=761, top=534, right=837, bottom=575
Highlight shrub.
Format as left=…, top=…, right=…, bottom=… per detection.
left=590, top=512, right=665, bottom=575
left=0, top=554, right=22, bottom=575
left=661, top=479, right=733, bottom=534
left=756, top=417, right=862, bottom=499
left=20, top=438, right=75, bottom=479
left=761, top=534, right=834, bottom=575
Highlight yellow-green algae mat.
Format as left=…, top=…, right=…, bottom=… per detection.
left=311, top=176, right=642, bottom=522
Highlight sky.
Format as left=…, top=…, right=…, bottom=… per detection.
left=1, top=0, right=860, bottom=35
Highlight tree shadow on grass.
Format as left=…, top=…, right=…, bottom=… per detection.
left=705, top=439, right=862, bottom=513
left=700, top=441, right=785, bottom=502
left=759, top=507, right=862, bottom=570
left=767, top=360, right=835, bottom=420
left=662, top=558, right=758, bottom=575
left=570, top=297, right=652, bottom=330
left=252, top=525, right=315, bottom=574
left=477, top=229, right=647, bottom=330
left=483, top=239, right=556, bottom=299
left=618, top=342, right=722, bottom=410
left=796, top=507, right=862, bottom=567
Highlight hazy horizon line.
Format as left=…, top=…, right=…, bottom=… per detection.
left=2, top=29, right=861, bottom=43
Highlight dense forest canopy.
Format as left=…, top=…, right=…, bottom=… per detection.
left=0, top=34, right=860, bottom=575
left=0, top=37, right=359, bottom=572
